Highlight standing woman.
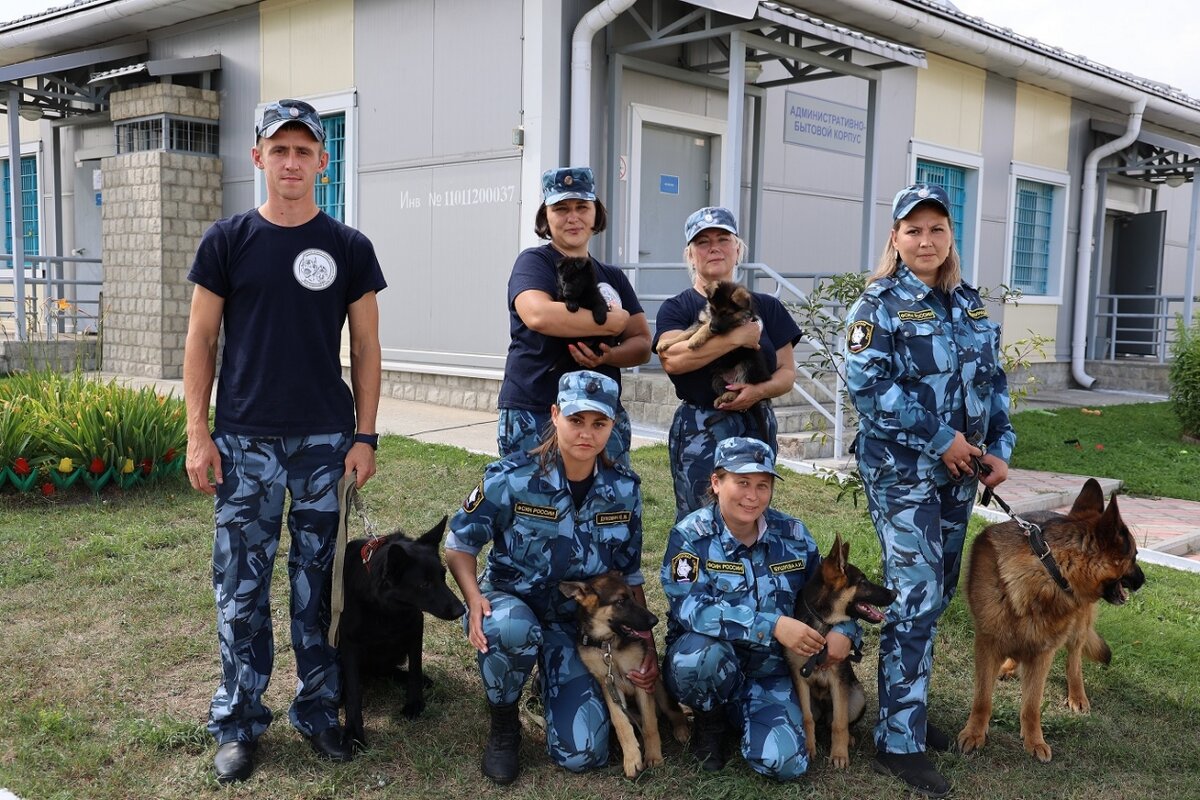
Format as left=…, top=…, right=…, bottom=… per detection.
left=497, top=167, right=651, bottom=464
left=445, top=370, right=657, bottom=785
left=660, top=437, right=859, bottom=780
left=845, top=184, right=1014, bottom=798
left=655, top=207, right=801, bottom=521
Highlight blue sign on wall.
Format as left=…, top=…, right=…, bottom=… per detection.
left=659, top=174, right=680, bottom=195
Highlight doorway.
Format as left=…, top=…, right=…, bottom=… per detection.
left=1108, top=210, right=1165, bottom=357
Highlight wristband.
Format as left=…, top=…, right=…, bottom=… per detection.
left=353, top=433, right=379, bottom=450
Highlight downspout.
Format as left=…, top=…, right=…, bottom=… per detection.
left=1071, top=98, right=1146, bottom=388
left=570, top=0, right=637, bottom=165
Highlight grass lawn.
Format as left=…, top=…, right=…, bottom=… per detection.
left=1, top=437, right=1197, bottom=799
left=1010, top=401, right=1200, bottom=501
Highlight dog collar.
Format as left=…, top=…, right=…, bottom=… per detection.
left=978, top=489, right=1072, bottom=593
left=360, top=537, right=385, bottom=571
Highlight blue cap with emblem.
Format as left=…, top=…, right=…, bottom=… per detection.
left=557, top=370, right=618, bottom=419
left=256, top=99, right=326, bottom=143
left=542, top=167, right=597, bottom=205
left=713, top=437, right=784, bottom=479
left=684, top=206, right=739, bottom=244
left=892, top=183, right=950, bottom=221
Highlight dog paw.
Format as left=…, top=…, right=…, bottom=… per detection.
left=622, top=758, right=644, bottom=779
left=714, top=391, right=737, bottom=407
left=997, top=658, right=1019, bottom=680
left=1024, top=738, right=1052, bottom=763
left=1065, top=694, right=1090, bottom=714
left=828, top=752, right=850, bottom=769
left=645, top=751, right=664, bottom=769
left=672, top=723, right=691, bottom=744
left=957, top=728, right=987, bottom=754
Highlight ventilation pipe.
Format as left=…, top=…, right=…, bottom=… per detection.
left=1071, top=98, right=1146, bottom=389
left=570, top=0, right=637, bottom=165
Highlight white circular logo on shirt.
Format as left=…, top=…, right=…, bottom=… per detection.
left=597, top=282, right=622, bottom=310
left=293, top=248, right=337, bottom=291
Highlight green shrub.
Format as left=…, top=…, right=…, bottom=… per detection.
left=1169, top=318, right=1200, bottom=438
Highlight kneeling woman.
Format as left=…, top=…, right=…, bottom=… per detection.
left=445, top=370, right=656, bottom=784
left=661, top=438, right=861, bottom=780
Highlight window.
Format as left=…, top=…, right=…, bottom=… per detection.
left=909, top=144, right=982, bottom=282
left=115, top=115, right=218, bottom=156
left=2, top=154, right=39, bottom=267
left=1005, top=166, right=1069, bottom=301
left=916, top=159, right=966, bottom=258
left=315, top=113, right=345, bottom=222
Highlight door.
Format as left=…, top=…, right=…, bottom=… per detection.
left=68, top=160, right=104, bottom=333
left=637, top=125, right=712, bottom=316
left=1109, top=210, right=1165, bottom=357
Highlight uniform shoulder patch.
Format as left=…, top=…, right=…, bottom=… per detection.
left=967, top=307, right=989, bottom=320
left=463, top=480, right=484, bottom=512
left=671, top=552, right=699, bottom=583
left=847, top=320, right=874, bottom=353
left=898, top=309, right=936, bottom=321
left=595, top=510, right=632, bottom=525
left=514, top=502, right=559, bottom=520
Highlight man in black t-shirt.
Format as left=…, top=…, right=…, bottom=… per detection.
left=183, top=99, right=387, bottom=783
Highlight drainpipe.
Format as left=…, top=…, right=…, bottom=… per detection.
left=1071, top=98, right=1146, bottom=389
left=570, top=0, right=637, bottom=165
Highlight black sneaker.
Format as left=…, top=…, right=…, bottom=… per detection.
left=872, top=750, right=951, bottom=798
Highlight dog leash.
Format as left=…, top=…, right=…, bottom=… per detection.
left=328, top=472, right=384, bottom=648
left=797, top=596, right=863, bottom=677
left=976, top=463, right=1072, bottom=594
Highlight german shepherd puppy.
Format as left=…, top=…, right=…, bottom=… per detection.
left=559, top=572, right=690, bottom=778
left=557, top=256, right=609, bottom=325
left=957, top=478, right=1145, bottom=763
left=655, top=280, right=772, bottom=430
left=339, top=516, right=466, bottom=749
left=786, top=534, right=897, bottom=768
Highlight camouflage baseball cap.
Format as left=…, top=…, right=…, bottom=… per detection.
left=892, top=183, right=950, bottom=221
left=684, top=206, right=739, bottom=243
left=542, top=167, right=597, bottom=205
left=713, top=437, right=784, bottom=479
left=557, top=370, right=618, bottom=419
left=256, top=99, right=325, bottom=143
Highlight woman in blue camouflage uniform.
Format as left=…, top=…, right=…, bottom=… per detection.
left=845, top=184, right=1014, bottom=798
left=497, top=167, right=651, bottom=466
left=445, top=370, right=655, bottom=785
left=655, top=207, right=802, bottom=522
left=660, top=437, right=859, bottom=780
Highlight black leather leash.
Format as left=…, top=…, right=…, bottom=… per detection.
left=976, top=461, right=1072, bottom=594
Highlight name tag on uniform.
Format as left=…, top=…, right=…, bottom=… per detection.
left=967, top=307, right=989, bottom=320
left=595, top=511, right=632, bottom=525
left=706, top=560, right=746, bottom=575
left=898, top=309, right=936, bottom=321
left=514, top=502, right=558, bottom=521
left=769, top=559, right=806, bottom=574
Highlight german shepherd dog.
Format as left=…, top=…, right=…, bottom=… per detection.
left=957, top=478, right=1145, bottom=762
left=786, top=534, right=897, bottom=768
left=338, top=516, right=466, bottom=749
left=559, top=572, right=690, bottom=778
left=655, top=280, right=772, bottom=431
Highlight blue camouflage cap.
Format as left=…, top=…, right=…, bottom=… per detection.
left=892, top=183, right=950, bottom=221
left=713, top=437, right=784, bottom=479
left=557, top=370, right=618, bottom=419
left=257, top=99, right=325, bottom=143
left=542, top=167, right=597, bottom=205
left=684, top=206, right=739, bottom=243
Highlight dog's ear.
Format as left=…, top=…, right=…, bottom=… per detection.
left=827, top=533, right=848, bottom=569
left=1070, top=478, right=1105, bottom=516
left=417, top=516, right=449, bottom=548
left=1097, top=492, right=1126, bottom=539
left=558, top=580, right=589, bottom=601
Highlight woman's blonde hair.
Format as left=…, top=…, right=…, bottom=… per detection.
left=682, top=234, right=749, bottom=284
left=869, top=205, right=962, bottom=292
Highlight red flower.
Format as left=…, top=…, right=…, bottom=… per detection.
left=140, top=458, right=154, bottom=476
left=41, top=482, right=55, bottom=497
left=89, top=457, right=106, bottom=475
left=1095, top=443, right=1105, bottom=451
left=13, top=457, right=31, bottom=477
left=162, top=448, right=177, bottom=463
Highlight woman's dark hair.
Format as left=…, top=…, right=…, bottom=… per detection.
left=529, top=409, right=614, bottom=472
left=534, top=200, right=609, bottom=239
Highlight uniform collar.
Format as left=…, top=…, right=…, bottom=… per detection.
left=715, top=510, right=768, bottom=556
left=530, top=457, right=614, bottom=503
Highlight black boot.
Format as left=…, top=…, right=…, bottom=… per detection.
left=481, top=701, right=522, bottom=785
left=872, top=751, right=950, bottom=798
left=690, top=705, right=727, bottom=772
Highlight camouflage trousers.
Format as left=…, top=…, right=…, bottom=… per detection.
left=664, top=632, right=808, bottom=781
left=668, top=402, right=779, bottom=522
left=859, top=451, right=975, bottom=754
left=497, top=406, right=632, bottom=468
left=206, top=431, right=349, bottom=744
left=469, top=590, right=612, bottom=772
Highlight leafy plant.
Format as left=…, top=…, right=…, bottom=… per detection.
left=1169, top=317, right=1200, bottom=438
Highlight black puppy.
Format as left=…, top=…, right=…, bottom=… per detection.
left=338, top=516, right=465, bottom=749
left=557, top=256, right=609, bottom=325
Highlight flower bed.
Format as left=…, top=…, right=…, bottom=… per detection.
left=0, top=370, right=187, bottom=497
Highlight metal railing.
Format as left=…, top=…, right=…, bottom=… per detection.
left=1091, top=293, right=1198, bottom=362
left=617, top=261, right=849, bottom=458
left=0, top=254, right=104, bottom=340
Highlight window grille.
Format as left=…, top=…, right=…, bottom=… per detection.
left=915, top=159, right=967, bottom=259
left=316, top=113, right=346, bottom=221
left=2, top=155, right=40, bottom=266
left=116, top=115, right=218, bottom=156
left=1012, top=179, right=1053, bottom=295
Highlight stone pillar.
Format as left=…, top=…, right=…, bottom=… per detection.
left=101, top=85, right=222, bottom=378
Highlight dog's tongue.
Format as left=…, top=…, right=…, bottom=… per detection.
left=856, top=602, right=885, bottom=624
left=629, top=628, right=653, bottom=642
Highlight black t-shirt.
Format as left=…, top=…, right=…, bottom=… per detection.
left=187, top=209, right=387, bottom=435
left=653, top=288, right=802, bottom=407
left=498, top=244, right=643, bottom=411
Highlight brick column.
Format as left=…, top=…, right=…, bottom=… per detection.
left=101, top=85, right=222, bottom=378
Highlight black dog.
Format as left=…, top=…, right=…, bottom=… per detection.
left=786, top=533, right=897, bottom=768
left=557, top=256, right=609, bottom=325
left=338, top=516, right=465, bottom=748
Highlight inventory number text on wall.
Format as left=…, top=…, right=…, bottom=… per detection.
left=784, top=92, right=867, bottom=158
left=397, top=184, right=517, bottom=210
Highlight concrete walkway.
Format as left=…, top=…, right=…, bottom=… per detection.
left=117, top=375, right=1198, bottom=572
